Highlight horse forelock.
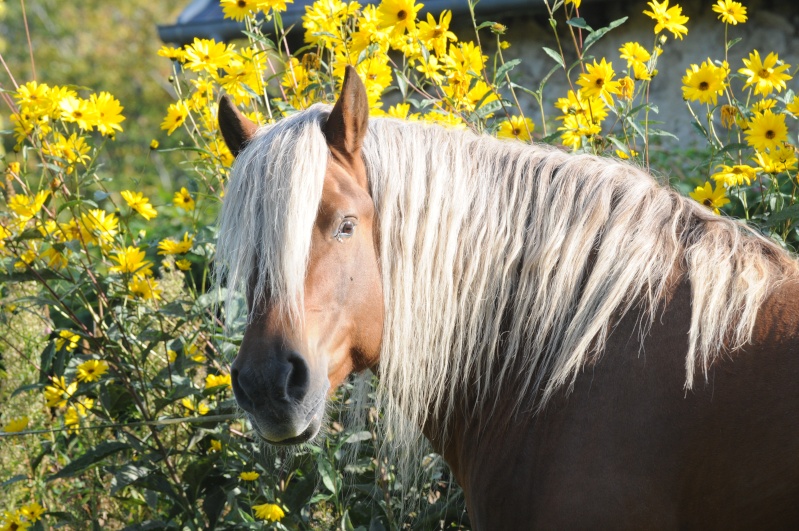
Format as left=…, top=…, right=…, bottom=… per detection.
left=359, top=116, right=798, bottom=461
left=215, top=104, right=331, bottom=328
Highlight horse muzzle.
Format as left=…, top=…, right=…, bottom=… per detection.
left=231, top=343, right=328, bottom=444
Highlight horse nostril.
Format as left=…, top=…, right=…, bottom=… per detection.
left=285, top=351, right=310, bottom=402
left=231, top=367, right=257, bottom=413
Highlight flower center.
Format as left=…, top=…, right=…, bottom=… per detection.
left=397, top=9, right=407, bottom=20
left=595, top=78, right=605, bottom=88
left=759, top=69, right=770, bottom=79
left=512, top=128, right=521, bottom=136
left=237, top=0, right=247, bottom=6
left=766, top=130, right=775, bottom=139
left=703, top=199, right=713, bottom=207
left=699, top=81, right=709, bottom=91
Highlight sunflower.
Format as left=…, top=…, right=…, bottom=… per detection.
left=497, top=115, right=535, bottom=142
left=745, top=109, right=788, bottom=151
left=643, top=0, right=689, bottom=40
left=681, top=59, right=726, bottom=105
left=711, top=164, right=757, bottom=187
left=738, top=50, right=792, bottom=96
left=689, top=181, right=729, bottom=214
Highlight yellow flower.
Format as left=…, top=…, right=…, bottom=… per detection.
left=150, top=139, right=160, bottom=149
left=712, top=0, right=747, bottom=25
left=0, top=511, right=31, bottom=531
left=167, top=349, right=178, bottom=363
left=19, top=502, right=45, bottom=523
left=64, top=402, right=91, bottom=434
left=738, top=50, right=792, bottom=96
left=753, top=144, right=798, bottom=174
left=565, top=0, right=581, bottom=6
left=259, top=0, right=294, bottom=12
left=745, top=109, right=788, bottom=152
left=59, top=96, right=98, bottom=130
left=44, top=376, right=77, bottom=408
left=240, top=471, right=260, bottom=481
left=43, top=133, right=92, bottom=170
left=205, top=373, right=232, bottom=389
left=90, top=92, right=125, bottom=136
left=558, top=113, right=601, bottom=149
left=689, top=181, right=729, bottom=214
left=56, top=330, right=81, bottom=352
left=8, top=191, right=49, bottom=221
left=555, top=89, right=608, bottom=124
left=76, top=359, right=109, bottom=383
left=129, top=277, right=162, bottom=300
left=158, top=232, right=194, bottom=255
left=183, top=38, right=233, bottom=74
left=618, top=76, right=635, bottom=100
left=577, top=58, right=621, bottom=100
left=210, top=439, right=222, bottom=452
left=681, top=59, right=726, bottom=105
left=110, top=246, right=153, bottom=277
left=221, top=0, right=261, bottom=20
left=121, top=190, right=158, bottom=221
left=378, top=0, right=423, bottom=37
left=80, top=209, right=118, bottom=246
left=720, top=104, right=738, bottom=128
left=415, top=55, right=445, bottom=85
left=161, top=100, right=189, bottom=135
left=497, top=115, right=534, bottom=142
left=751, top=99, right=777, bottom=113
left=173, top=187, right=195, bottom=211
left=158, top=45, right=186, bottom=62
left=711, top=164, right=757, bottom=187
left=643, top=0, right=689, bottom=40
left=3, top=416, right=29, bottom=433
left=252, top=503, right=285, bottom=522
left=181, top=398, right=210, bottom=415
left=174, top=259, right=191, bottom=271
left=417, top=10, right=456, bottom=56
left=615, top=148, right=638, bottom=159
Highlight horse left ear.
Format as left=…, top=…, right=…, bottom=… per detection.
left=218, top=94, right=258, bottom=157
left=325, top=65, right=369, bottom=158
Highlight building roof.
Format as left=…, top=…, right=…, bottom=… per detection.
left=157, top=0, right=540, bottom=45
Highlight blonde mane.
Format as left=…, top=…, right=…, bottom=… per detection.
left=216, top=104, right=798, bottom=454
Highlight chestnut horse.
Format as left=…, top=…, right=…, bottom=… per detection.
left=216, top=66, right=799, bottom=528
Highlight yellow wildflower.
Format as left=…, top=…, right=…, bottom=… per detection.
left=745, top=109, right=788, bottom=152
left=221, top=0, right=261, bottom=20
left=150, top=139, right=160, bottom=149
left=205, top=373, right=232, bottom=389
left=753, top=145, right=798, bottom=174
left=712, top=0, right=747, bottom=25
left=44, top=376, right=77, bottom=408
left=565, top=0, right=581, bottom=6
left=173, top=187, right=195, bottom=211
left=79, top=209, right=118, bottom=246
left=59, top=95, right=98, bottom=130
left=110, top=246, right=153, bottom=277
left=497, top=115, right=534, bottom=142
left=161, top=100, right=189, bottom=135
left=158, top=232, right=194, bottom=255
left=378, top=0, right=423, bottom=37
left=681, top=59, right=726, bottom=105
left=618, top=76, right=635, bottom=100
left=720, top=104, right=738, bottom=128
left=181, top=398, right=210, bottom=415
left=8, top=191, right=49, bottom=221
left=184, top=38, right=233, bottom=74
left=240, top=471, right=260, bottom=481
left=19, top=502, right=45, bottom=523
left=210, top=439, right=222, bottom=452
left=129, top=277, right=162, bottom=300
left=3, top=416, right=29, bottom=433
left=76, top=359, right=109, bottom=383
left=90, top=92, right=125, bottom=136
left=738, top=50, right=792, bottom=96
left=417, top=10, right=456, bottom=56
left=121, top=190, right=158, bottom=221
left=711, top=164, right=757, bottom=187
left=252, top=503, right=285, bottom=522
left=643, top=0, right=689, bottom=40
left=176, top=259, right=192, bottom=271
left=576, top=58, right=621, bottom=100
left=689, top=181, right=729, bottom=214
left=55, top=330, right=81, bottom=352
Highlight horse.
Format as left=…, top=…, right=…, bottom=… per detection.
left=215, top=65, right=799, bottom=528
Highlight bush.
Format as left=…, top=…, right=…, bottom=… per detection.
left=1, top=0, right=797, bottom=528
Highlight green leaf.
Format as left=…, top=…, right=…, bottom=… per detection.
left=584, top=17, right=628, bottom=52
left=49, top=441, right=128, bottom=480
left=1, top=474, right=28, bottom=488
left=567, top=17, right=592, bottom=31
left=765, top=204, right=799, bottom=227
left=542, top=47, right=565, bottom=69
left=317, top=455, right=340, bottom=495
left=495, top=59, right=521, bottom=82
left=726, top=37, right=742, bottom=51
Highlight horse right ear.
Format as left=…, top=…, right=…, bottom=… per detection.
left=218, top=94, right=258, bottom=158
left=325, top=65, right=369, bottom=159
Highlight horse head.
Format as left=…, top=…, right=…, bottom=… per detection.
left=218, top=66, right=383, bottom=444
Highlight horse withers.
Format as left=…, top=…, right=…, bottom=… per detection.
left=216, top=66, right=799, bottom=528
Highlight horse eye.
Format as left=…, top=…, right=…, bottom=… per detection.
left=336, top=219, right=356, bottom=240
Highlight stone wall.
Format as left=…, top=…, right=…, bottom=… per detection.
left=463, top=0, right=799, bottom=147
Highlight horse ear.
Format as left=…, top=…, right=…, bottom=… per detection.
left=325, top=65, right=369, bottom=157
left=218, top=94, right=258, bottom=157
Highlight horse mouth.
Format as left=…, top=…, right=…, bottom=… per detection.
left=259, top=422, right=319, bottom=446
